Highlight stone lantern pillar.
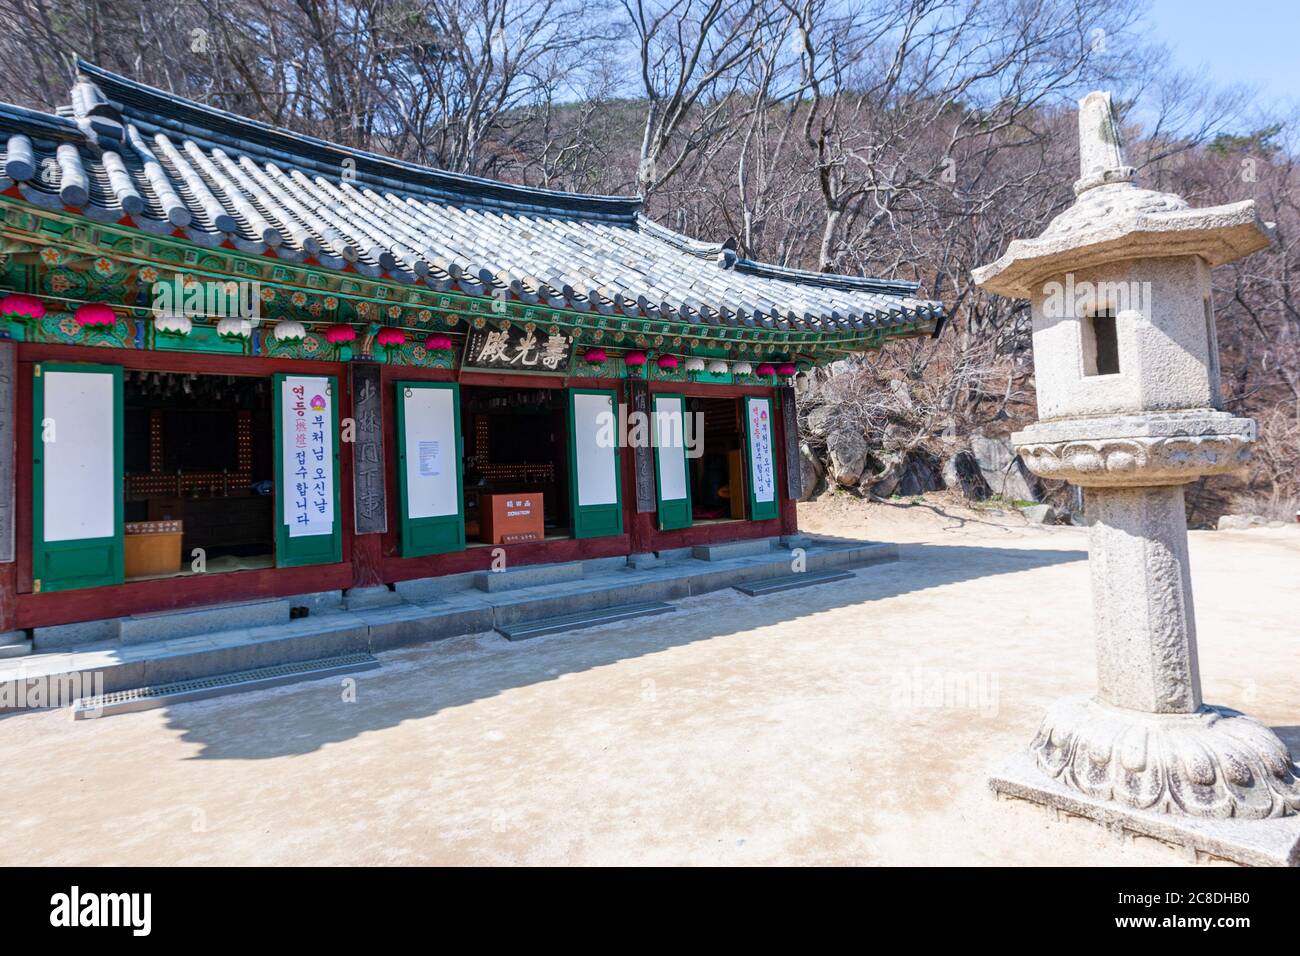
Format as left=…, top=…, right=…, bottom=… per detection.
left=973, top=92, right=1300, bottom=865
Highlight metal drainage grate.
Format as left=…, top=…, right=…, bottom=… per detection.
left=72, top=652, right=380, bottom=720
left=733, top=569, right=855, bottom=597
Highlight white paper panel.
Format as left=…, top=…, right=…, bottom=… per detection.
left=281, top=375, right=335, bottom=538
left=403, top=387, right=459, bottom=519
left=42, top=371, right=115, bottom=542
left=574, top=392, right=617, bottom=506
left=654, top=396, right=688, bottom=502
left=746, top=397, right=776, bottom=503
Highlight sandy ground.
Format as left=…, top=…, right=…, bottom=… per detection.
left=1, top=494, right=1296, bottom=866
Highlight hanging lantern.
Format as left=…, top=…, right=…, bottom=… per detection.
left=732, top=361, right=752, bottom=375
left=583, top=347, right=607, bottom=365
left=707, top=360, right=728, bottom=375
left=756, top=362, right=776, bottom=376
left=424, top=332, right=453, bottom=351
left=272, top=320, right=307, bottom=342
left=375, top=327, right=406, bottom=347
left=324, top=324, right=356, bottom=344
left=0, top=293, right=45, bottom=321
left=623, top=350, right=647, bottom=366
left=777, top=362, right=797, bottom=376
left=656, top=354, right=678, bottom=370
left=153, top=313, right=192, bottom=336
left=74, top=302, right=116, bottom=327
left=217, top=317, right=252, bottom=338
left=684, top=357, right=705, bottom=373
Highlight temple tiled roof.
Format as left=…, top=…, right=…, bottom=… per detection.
left=0, top=60, right=943, bottom=339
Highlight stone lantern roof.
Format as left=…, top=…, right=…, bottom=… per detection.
left=973, top=92, right=1274, bottom=299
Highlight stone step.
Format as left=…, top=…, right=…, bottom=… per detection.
left=691, top=538, right=775, bottom=562
left=497, top=601, right=675, bottom=642
left=343, top=586, right=403, bottom=611
left=0, top=630, right=30, bottom=659
left=733, top=569, right=855, bottom=597
left=474, top=560, right=583, bottom=593
left=118, top=598, right=291, bottom=645
left=71, top=652, right=380, bottom=720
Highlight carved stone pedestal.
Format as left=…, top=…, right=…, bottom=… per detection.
left=990, top=414, right=1300, bottom=864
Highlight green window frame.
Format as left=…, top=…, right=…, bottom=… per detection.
left=273, top=372, right=342, bottom=568
left=567, top=387, right=623, bottom=539
left=396, top=380, right=465, bottom=556
left=653, top=392, right=692, bottom=531
left=31, top=362, right=124, bottom=593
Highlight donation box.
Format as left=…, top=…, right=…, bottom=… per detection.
left=479, top=493, right=544, bottom=544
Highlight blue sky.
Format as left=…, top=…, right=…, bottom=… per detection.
left=1144, top=0, right=1297, bottom=108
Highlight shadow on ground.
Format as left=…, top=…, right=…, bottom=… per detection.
left=163, top=541, right=1085, bottom=760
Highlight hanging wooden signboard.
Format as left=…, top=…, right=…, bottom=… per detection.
left=626, top=378, right=656, bottom=513
left=0, top=342, right=13, bottom=563
left=462, top=325, right=572, bottom=373
left=350, top=362, right=387, bottom=535
left=779, top=385, right=801, bottom=502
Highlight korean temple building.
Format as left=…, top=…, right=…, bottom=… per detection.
left=0, top=61, right=942, bottom=660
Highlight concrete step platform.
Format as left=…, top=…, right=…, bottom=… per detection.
left=474, top=560, right=583, bottom=592
left=2, top=536, right=899, bottom=710
left=691, top=538, right=775, bottom=561
left=72, top=652, right=380, bottom=720
left=733, top=569, right=855, bottom=596
left=0, top=630, right=31, bottom=659
left=118, top=598, right=290, bottom=645
left=497, top=601, right=675, bottom=641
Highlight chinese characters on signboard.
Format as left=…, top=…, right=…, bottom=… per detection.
left=0, top=343, right=13, bottom=562
left=779, top=385, right=802, bottom=501
left=282, top=375, right=335, bottom=538
left=350, top=363, right=387, bottom=535
left=747, top=397, right=776, bottom=503
left=462, top=325, right=572, bottom=372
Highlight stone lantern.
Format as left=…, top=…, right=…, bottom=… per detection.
left=973, top=92, right=1300, bottom=865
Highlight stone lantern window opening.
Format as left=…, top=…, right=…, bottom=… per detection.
left=1081, top=308, right=1121, bottom=377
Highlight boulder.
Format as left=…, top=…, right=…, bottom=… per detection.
left=798, top=443, right=823, bottom=501
left=1019, top=503, right=1058, bottom=524
left=1216, top=514, right=1267, bottom=531
left=895, top=452, right=944, bottom=497
left=868, top=451, right=943, bottom=498
left=970, top=433, right=1041, bottom=502
left=941, top=450, right=992, bottom=501
left=805, top=405, right=837, bottom=438
left=826, top=429, right=868, bottom=486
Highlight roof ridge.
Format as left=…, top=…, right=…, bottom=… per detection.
left=73, top=58, right=643, bottom=220
left=639, top=214, right=922, bottom=297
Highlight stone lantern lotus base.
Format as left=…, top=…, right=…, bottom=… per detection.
left=991, top=745, right=1300, bottom=867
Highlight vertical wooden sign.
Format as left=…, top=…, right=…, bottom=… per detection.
left=0, top=342, right=13, bottom=563
left=350, top=362, right=388, bottom=534
left=779, top=385, right=802, bottom=501
left=626, top=378, right=656, bottom=513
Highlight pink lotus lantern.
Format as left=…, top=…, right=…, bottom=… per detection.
left=656, top=354, right=678, bottom=370
left=777, top=362, right=797, bottom=376
left=583, top=348, right=607, bottom=365
left=324, top=324, right=356, bottom=344
left=375, top=328, right=406, bottom=347
left=74, top=303, right=116, bottom=327
left=0, top=293, right=45, bottom=320
left=623, top=350, right=646, bottom=367
left=424, top=333, right=453, bottom=351
left=756, top=362, right=776, bottom=376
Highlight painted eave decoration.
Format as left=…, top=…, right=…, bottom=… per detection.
left=0, top=59, right=945, bottom=365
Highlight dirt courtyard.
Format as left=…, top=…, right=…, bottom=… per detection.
left=2, top=496, right=1296, bottom=866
